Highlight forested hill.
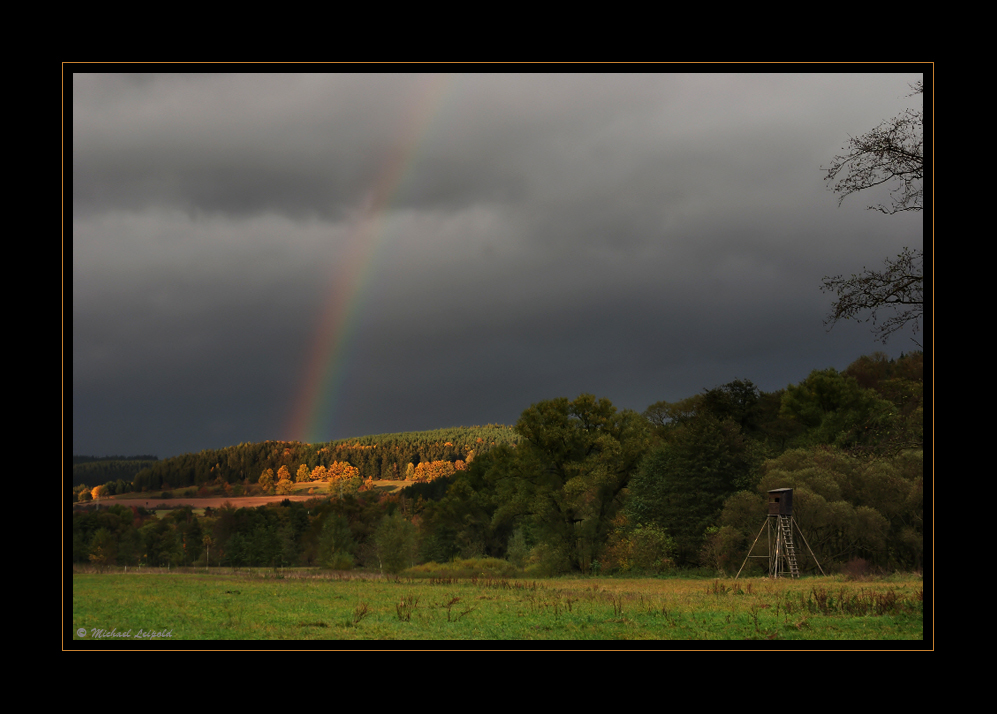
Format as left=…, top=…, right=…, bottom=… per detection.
left=115, top=424, right=518, bottom=492
left=71, top=457, right=160, bottom=488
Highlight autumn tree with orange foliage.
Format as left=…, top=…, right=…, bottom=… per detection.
left=327, top=461, right=360, bottom=482
left=410, top=460, right=461, bottom=483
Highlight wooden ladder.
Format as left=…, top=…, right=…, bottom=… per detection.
left=779, top=516, right=800, bottom=578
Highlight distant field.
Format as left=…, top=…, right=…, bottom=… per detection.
left=102, top=495, right=316, bottom=509
left=70, top=570, right=925, bottom=644
left=95, top=481, right=410, bottom=509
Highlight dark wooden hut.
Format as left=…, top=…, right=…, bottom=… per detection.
left=767, top=488, right=793, bottom=517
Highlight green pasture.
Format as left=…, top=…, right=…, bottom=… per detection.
left=70, top=569, right=924, bottom=643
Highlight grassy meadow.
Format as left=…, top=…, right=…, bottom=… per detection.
left=70, top=567, right=924, bottom=643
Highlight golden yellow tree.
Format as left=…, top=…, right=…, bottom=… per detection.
left=259, top=468, right=275, bottom=494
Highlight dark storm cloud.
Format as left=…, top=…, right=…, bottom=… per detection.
left=72, top=71, right=925, bottom=458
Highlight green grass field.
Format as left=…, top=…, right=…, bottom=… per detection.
left=70, top=568, right=924, bottom=643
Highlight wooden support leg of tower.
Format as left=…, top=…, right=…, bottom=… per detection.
left=792, top=517, right=826, bottom=577
left=734, top=519, right=769, bottom=580
left=771, top=517, right=781, bottom=578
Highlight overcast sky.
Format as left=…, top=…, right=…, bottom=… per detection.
left=71, top=71, right=925, bottom=459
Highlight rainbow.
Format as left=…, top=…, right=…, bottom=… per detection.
left=284, top=74, right=453, bottom=445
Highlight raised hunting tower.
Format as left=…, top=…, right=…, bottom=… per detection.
left=766, top=488, right=798, bottom=577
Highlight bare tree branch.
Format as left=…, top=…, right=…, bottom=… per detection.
left=823, top=81, right=923, bottom=215
left=821, top=80, right=924, bottom=347
left=821, top=247, right=923, bottom=347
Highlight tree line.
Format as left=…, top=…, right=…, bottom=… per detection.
left=73, top=351, right=923, bottom=576
left=412, top=352, right=922, bottom=575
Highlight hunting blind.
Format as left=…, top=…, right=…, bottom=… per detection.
left=768, top=487, right=792, bottom=517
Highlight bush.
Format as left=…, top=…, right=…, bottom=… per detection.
left=524, top=542, right=573, bottom=577
left=841, top=557, right=871, bottom=580
left=506, top=528, right=530, bottom=569
left=699, top=525, right=745, bottom=576
left=325, top=551, right=355, bottom=571
left=404, top=557, right=521, bottom=579
left=606, top=523, right=675, bottom=574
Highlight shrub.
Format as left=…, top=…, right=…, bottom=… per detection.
left=841, top=557, right=871, bottom=580
left=699, top=525, right=745, bottom=576
left=506, top=528, right=530, bottom=569
left=605, top=522, right=675, bottom=574
left=524, top=542, right=573, bottom=577
left=405, top=557, right=520, bottom=579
